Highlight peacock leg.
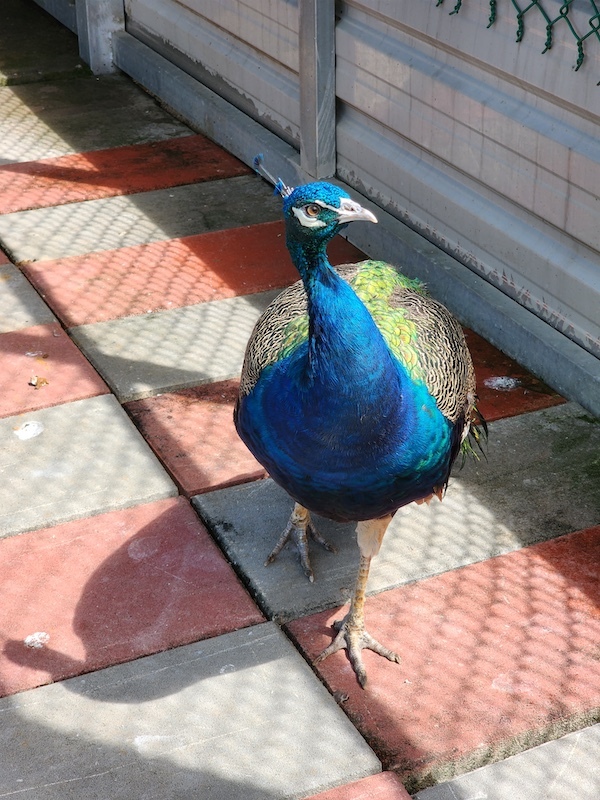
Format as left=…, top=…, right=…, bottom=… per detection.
left=314, top=516, right=399, bottom=687
left=265, top=502, right=335, bottom=583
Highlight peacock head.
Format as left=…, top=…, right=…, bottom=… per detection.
left=282, top=182, right=378, bottom=247
left=252, top=155, right=377, bottom=250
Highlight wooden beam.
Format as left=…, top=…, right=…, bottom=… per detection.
left=299, top=0, right=336, bottom=179
left=76, top=0, right=124, bottom=74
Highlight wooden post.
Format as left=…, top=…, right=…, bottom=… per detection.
left=76, top=0, right=125, bottom=74
left=299, top=0, right=336, bottom=179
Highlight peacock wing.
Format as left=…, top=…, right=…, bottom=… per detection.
left=388, top=287, right=476, bottom=426
left=239, top=279, right=307, bottom=397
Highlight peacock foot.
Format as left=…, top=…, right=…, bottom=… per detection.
left=265, top=503, right=336, bottom=582
left=314, top=614, right=400, bottom=688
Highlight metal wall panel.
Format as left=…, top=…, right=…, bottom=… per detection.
left=125, top=0, right=300, bottom=144
left=33, top=0, right=77, bottom=32
left=335, top=2, right=600, bottom=358
left=355, top=0, right=600, bottom=111
left=36, top=0, right=599, bottom=394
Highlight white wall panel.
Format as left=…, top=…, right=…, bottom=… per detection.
left=125, top=0, right=300, bottom=142
left=335, top=2, right=600, bottom=357
left=355, top=0, right=600, bottom=111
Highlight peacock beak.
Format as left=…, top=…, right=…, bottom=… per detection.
left=336, top=198, right=378, bottom=224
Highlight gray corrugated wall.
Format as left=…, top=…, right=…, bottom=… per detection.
left=334, top=1, right=599, bottom=358
left=123, top=0, right=599, bottom=359
left=125, top=0, right=301, bottom=145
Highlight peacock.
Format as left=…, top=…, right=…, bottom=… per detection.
left=235, top=162, right=485, bottom=687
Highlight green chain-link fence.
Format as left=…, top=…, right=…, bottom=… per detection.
left=436, top=0, right=600, bottom=76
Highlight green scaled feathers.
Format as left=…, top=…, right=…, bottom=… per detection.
left=279, top=260, right=427, bottom=382
left=279, top=310, right=309, bottom=360
left=352, top=261, right=426, bottom=381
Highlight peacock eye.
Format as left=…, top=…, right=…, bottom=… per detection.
left=304, top=203, right=321, bottom=217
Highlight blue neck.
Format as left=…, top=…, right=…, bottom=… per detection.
left=286, top=236, right=398, bottom=396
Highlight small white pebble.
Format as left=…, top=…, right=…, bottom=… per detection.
left=24, top=632, right=50, bottom=649
left=483, top=376, right=521, bottom=391
left=14, top=421, right=44, bottom=440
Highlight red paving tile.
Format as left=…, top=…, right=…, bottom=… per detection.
left=307, top=772, right=411, bottom=799
left=466, top=329, right=565, bottom=422
left=0, top=134, right=250, bottom=214
left=22, top=223, right=365, bottom=326
left=0, top=496, right=263, bottom=697
left=0, top=249, right=9, bottom=265
left=125, top=379, right=266, bottom=496
left=0, top=322, right=109, bottom=418
left=287, top=526, right=600, bottom=790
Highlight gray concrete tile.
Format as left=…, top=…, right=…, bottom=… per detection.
left=0, top=176, right=282, bottom=262
left=1, top=395, right=177, bottom=537
left=0, top=263, right=56, bottom=332
left=0, top=75, right=193, bottom=164
left=70, top=291, right=278, bottom=402
left=0, top=622, right=380, bottom=799
left=194, top=479, right=361, bottom=621
left=193, top=403, right=600, bottom=621
left=415, top=723, right=600, bottom=799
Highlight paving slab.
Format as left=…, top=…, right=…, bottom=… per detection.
left=464, top=329, right=565, bottom=422
left=0, top=134, right=250, bottom=214
left=193, top=403, right=600, bottom=621
left=0, top=175, right=282, bottom=262
left=0, top=623, right=380, bottom=799
left=308, top=772, right=411, bottom=799
left=288, top=525, right=600, bottom=791
left=119, top=330, right=563, bottom=499
left=0, top=262, right=56, bottom=332
left=22, top=223, right=364, bottom=326
left=0, top=496, right=263, bottom=697
left=70, top=290, right=279, bottom=402
left=0, top=75, right=193, bottom=164
left=414, top=722, right=600, bottom=800
left=0, top=322, right=109, bottom=418
left=0, top=0, right=87, bottom=86
left=0, top=394, right=177, bottom=537
left=125, top=380, right=267, bottom=496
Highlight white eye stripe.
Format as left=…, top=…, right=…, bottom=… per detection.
left=314, top=198, right=361, bottom=213
left=312, top=200, right=340, bottom=212
left=292, top=206, right=327, bottom=228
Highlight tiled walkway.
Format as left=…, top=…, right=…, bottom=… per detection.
left=1, top=3, right=600, bottom=798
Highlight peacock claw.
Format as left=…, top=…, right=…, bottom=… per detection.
left=264, top=505, right=336, bottom=583
left=314, top=616, right=400, bottom=688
